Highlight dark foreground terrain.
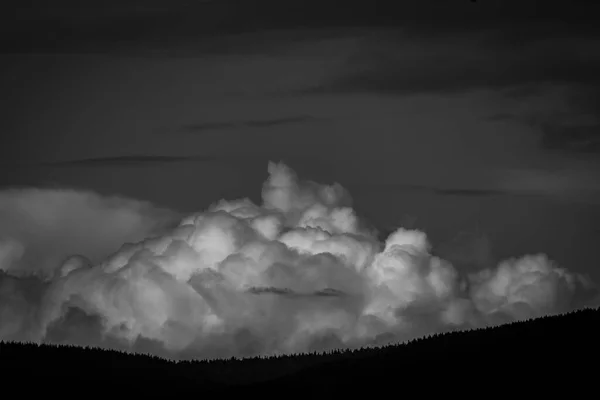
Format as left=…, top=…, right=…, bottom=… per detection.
left=1, top=307, right=598, bottom=395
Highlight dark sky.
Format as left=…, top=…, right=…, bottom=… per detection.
left=1, top=0, right=599, bottom=280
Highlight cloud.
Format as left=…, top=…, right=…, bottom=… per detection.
left=0, top=162, right=596, bottom=360
left=40, top=155, right=218, bottom=168
left=6, top=1, right=598, bottom=57
left=304, top=34, right=600, bottom=98
left=493, top=166, right=600, bottom=205
left=429, top=188, right=507, bottom=197
left=468, top=254, right=595, bottom=320
left=173, top=115, right=325, bottom=135
left=487, top=85, right=600, bottom=156
left=0, top=187, right=181, bottom=279
left=539, top=123, right=600, bottom=154
left=343, top=183, right=532, bottom=202
left=0, top=270, right=48, bottom=342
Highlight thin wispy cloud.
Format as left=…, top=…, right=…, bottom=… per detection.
left=294, top=32, right=600, bottom=157
left=4, top=2, right=598, bottom=55
left=429, top=188, right=507, bottom=197
left=399, top=185, right=507, bottom=198
left=171, top=115, right=326, bottom=135
left=485, top=104, right=600, bottom=156
left=539, top=123, right=600, bottom=154
left=352, top=181, right=600, bottom=204
left=304, top=35, right=600, bottom=97
left=355, top=183, right=524, bottom=199
left=40, top=155, right=218, bottom=168
left=493, top=166, right=600, bottom=205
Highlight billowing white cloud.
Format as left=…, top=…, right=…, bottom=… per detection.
left=468, top=253, right=591, bottom=320
left=0, top=162, right=596, bottom=360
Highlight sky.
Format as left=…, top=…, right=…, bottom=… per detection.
left=1, top=1, right=600, bottom=359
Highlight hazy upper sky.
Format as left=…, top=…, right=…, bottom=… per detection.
left=1, top=1, right=599, bottom=284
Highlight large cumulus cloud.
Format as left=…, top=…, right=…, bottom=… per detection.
left=0, top=162, right=596, bottom=360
